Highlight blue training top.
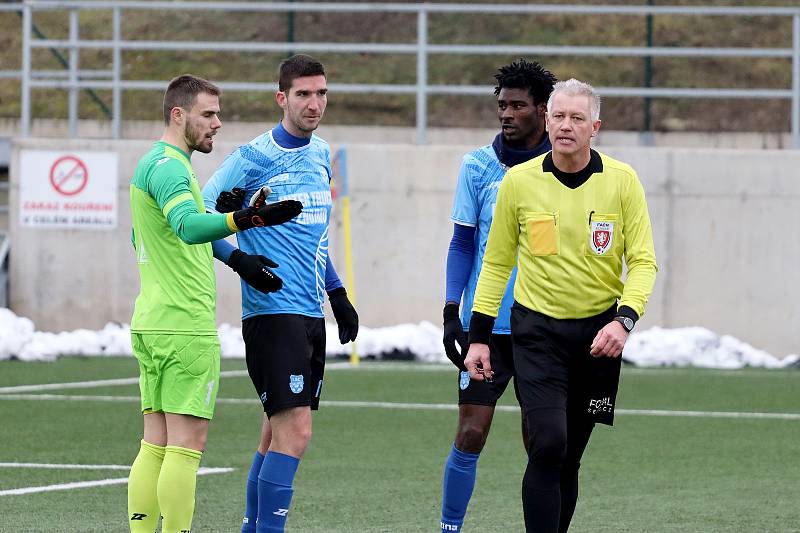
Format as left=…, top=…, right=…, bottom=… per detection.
left=450, top=145, right=516, bottom=334
left=448, top=133, right=551, bottom=334
left=203, top=123, right=334, bottom=319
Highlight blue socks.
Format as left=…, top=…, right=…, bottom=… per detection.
left=242, top=451, right=265, bottom=533
left=441, top=443, right=480, bottom=532
left=256, top=451, right=300, bottom=533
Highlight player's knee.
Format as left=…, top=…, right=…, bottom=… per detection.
left=529, top=433, right=566, bottom=467
left=186, top=432, right=208, bottom=452
left=454, top=422, right=489, bottom=453
left=526, top=413, right=567, bottom=467
left=167, top=429, right=208, bottom=452
left=296, top=425, right=312, bottom=450
left=286, top=436, right=311, bottom=458
left=275, top=425, right=312, bottom=457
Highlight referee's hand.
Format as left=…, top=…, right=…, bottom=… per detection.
left=465, top=343, right=493, bottom=382
left=590, top=321, right=629, bottom=358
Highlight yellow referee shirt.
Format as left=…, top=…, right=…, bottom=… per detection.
left=473, top=149, right=657, bottom=320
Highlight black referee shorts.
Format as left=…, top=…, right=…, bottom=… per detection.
left=458, top=333, right=521, bottom=407
left=242, top=313, right=326, bottom=418
left=511, top=302, right=622, bottom=426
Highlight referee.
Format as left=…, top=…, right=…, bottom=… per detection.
left=464, top=78, right=657, bottom=533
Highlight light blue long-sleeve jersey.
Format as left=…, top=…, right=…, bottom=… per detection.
left=203, top=128, right=333, bottom=319
left=450, top=145, right=518, bottom=334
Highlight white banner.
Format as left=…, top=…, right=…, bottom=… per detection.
left=19, top=150, right=118, bottom=229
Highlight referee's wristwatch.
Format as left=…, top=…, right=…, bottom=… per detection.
left=614, top=315, right=635, bottom=333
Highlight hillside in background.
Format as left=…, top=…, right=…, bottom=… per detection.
left=0, top=0, right=798, bottom=132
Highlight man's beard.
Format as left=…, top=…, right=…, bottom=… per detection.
left=184, top=119, right=210, bottom=153
left=291, top=110, right=318, bottom=134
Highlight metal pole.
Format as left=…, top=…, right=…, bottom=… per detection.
left=21, top=2, right=32, bottom=137
left=644, top=0, right=653, bottom=132
left=793, top=14, right=799, bottom=149
left=287, top=0, right=295, bottom=57
left=415, top=7, right=427, bottom=145
left=112, top=6, right=121, bottom=139
left=68, top=8, right=79, bottom=137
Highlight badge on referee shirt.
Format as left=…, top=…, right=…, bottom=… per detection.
left=590, top=220, right=614, bottom=255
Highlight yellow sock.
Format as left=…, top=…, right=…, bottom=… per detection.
left=157, top=445, right=202, bottom=533
left=128, top=439, right=165, bottom=533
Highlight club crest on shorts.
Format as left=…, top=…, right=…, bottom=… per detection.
left=289, top=374, right=304, bottom=394
left=260, top=391, right=267, bottom=404
left=459, top=371, right=470, bottom=390
left=590, top=220, right=614, bottom=255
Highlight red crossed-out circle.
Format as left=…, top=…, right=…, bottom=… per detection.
left=49, top=155, right=89, bottom=196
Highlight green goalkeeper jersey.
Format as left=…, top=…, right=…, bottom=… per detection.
left=130, top=141, right=217, bottom=335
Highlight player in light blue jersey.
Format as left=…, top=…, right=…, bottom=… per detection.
left=440, top=59, right=557, bottom=533
left=204, top=121, right=335, bottom=319
left=202, top=55, right=358, bottom=533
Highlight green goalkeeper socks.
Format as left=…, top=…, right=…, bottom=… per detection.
left=157, top=445, right=202, bottom=533
left=128, top=439, right=165, bottom=533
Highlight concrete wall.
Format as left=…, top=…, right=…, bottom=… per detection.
left=0, top=119, right=791, bottom=231
left=8, top=137, right=800, bottom=356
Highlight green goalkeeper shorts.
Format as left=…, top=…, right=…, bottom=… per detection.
left=132, top=333, right=221, bottom=420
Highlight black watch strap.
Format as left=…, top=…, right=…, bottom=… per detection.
left=614, top=315, right=635, bottom=332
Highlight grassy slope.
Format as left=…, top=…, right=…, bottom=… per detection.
left=0, top=358, right=798, bottom=532
left=0, top=0, right=798, bottom=132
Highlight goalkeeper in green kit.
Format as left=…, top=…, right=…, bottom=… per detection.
left=127, top=74, right=302, bottom=533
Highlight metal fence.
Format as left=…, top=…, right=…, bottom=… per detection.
left=2, top=1, right=800, bottom=146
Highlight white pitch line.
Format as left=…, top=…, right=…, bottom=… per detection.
left=620, top=367, right=800, bottom=377
left=0, top=370, right=249, bottom=394
left=0, top=363, right=443, bottom=395
left=0, top=377, right=140, bottom=394
left=2, top=364, right=795, bottom=395
left=0, top=476, right=132, bottom=496
left=0, top=467, right=233, bottom=497
left=319, top=400, right=800, bottom=420
left=0, top=393, right=258, bottom=404
left=614, top=408, right=800, bottom=420
left=0, top=393, right=796, bottom=421
left=0, top=463, right=132, bottom=470
left=0, top=393, right=141, bottom=402
left=321, top=400, right=461, bottom=411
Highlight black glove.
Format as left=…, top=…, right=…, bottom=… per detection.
left=226, top=249, right=283, bottom=294
left=328, top=287, right=358, bottom=344
left=232, top=200, right=303, bottom=230
left=215, top=187, right=246, bottom=213
left=443, top=303, right=468, bottom=371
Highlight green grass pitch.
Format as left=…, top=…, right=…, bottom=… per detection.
left=0, top=358, right=798, bottom=533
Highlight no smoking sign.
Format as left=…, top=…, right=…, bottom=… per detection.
left=20, top=149, right=118, bottom=229
left=49, top=155, right=89, bottom=196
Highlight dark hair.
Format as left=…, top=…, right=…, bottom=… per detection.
left=278, top=54, right=326, bottom=92
left=162, top=74, right=220, bottom=124
left=494, top=58, right=557, bottom=105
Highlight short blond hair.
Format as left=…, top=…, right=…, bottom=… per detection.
left=546, top=78, right=601, bottom=121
